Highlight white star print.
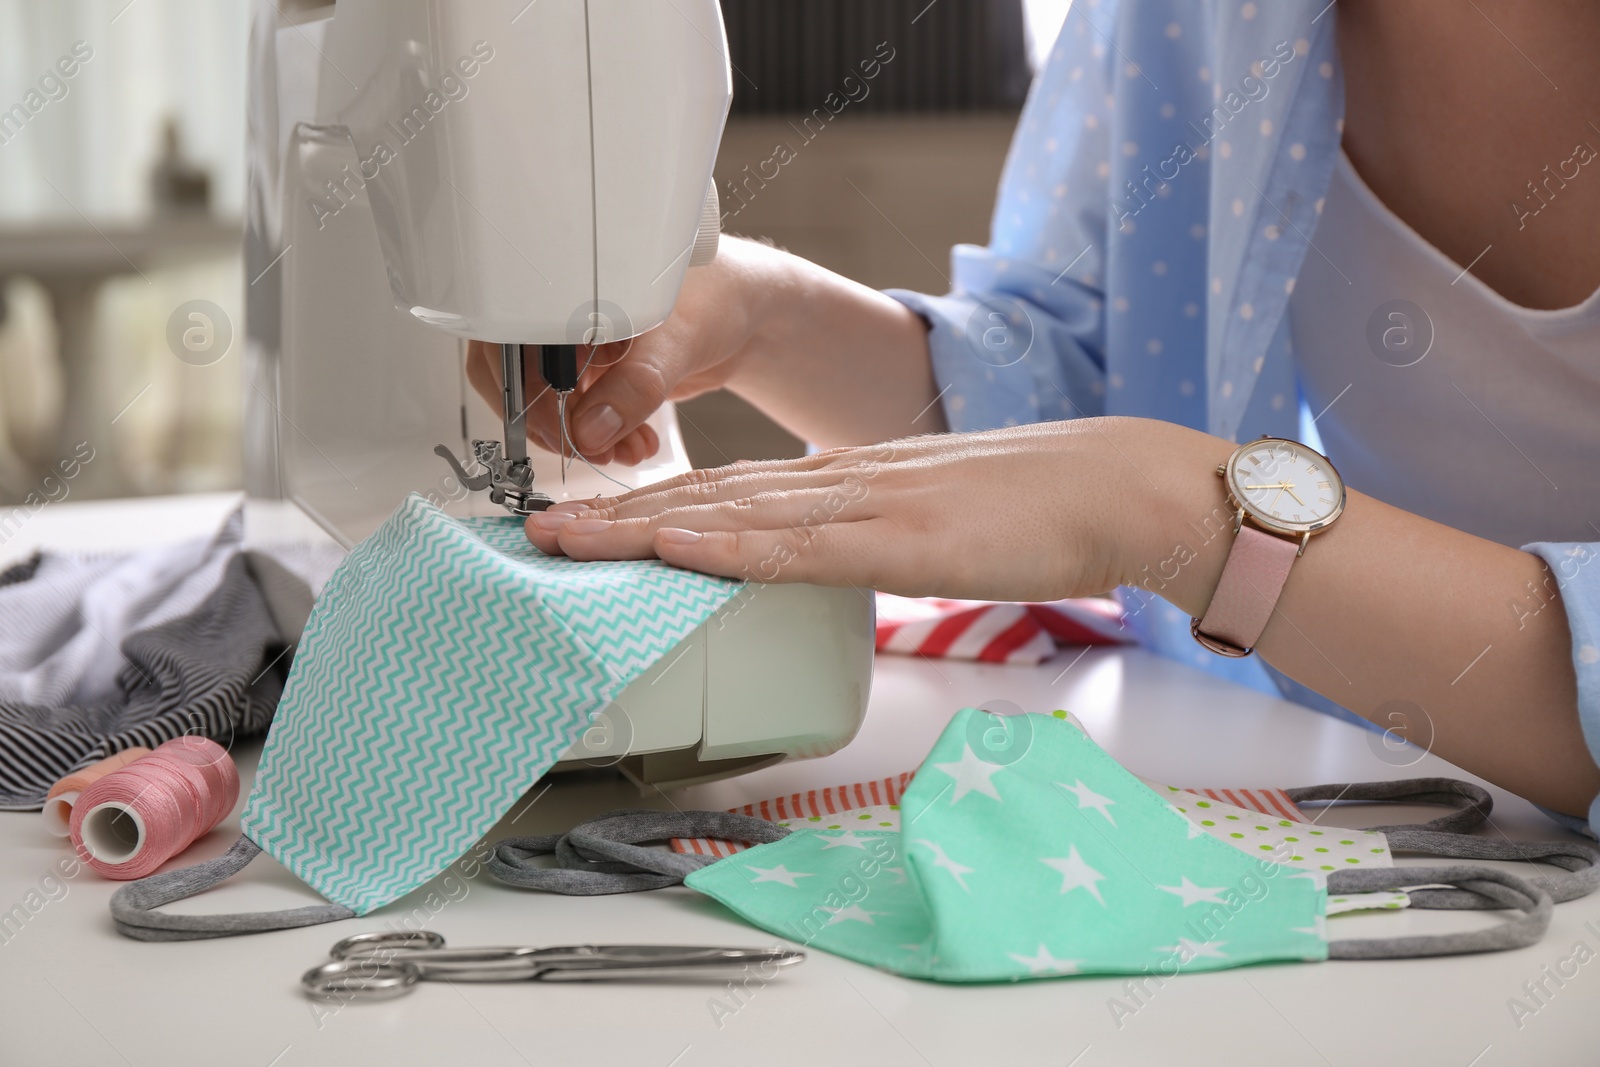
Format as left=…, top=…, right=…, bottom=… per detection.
left=822, top=904, right=883, bottom=926
left=1041, top=846, right=1106, bottom=905
left=1159, top=937, right=1227, bottom=960
left=1057, top=779, right=1116, bottom=825
left=1166, top=804, right=1207, bottom=838
left=930, top=744, right=1004, bottom=804
left=1184, top=819, right=1206, bottom=839
left=746, top=864, right=813, bottom=888
left=1157, top=877, right=1228, bottom=907
left=818, top=831, right=871, bottom=850
left=913, top=839, right=974, bottom=892
left=1007, top=944, right=1081, bottom=975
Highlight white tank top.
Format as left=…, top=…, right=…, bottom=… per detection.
left=1289, top=151, right=1600, bottom=549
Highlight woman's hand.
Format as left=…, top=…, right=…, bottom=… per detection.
left=463, top=253, right=754, bottom=465
left=465, top=238, right=781, bottom=467
left=467, top=236, right=945, bottom=466
left=524, top=417, right=1234, bottom=603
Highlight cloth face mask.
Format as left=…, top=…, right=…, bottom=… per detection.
left=685, top=708, right=1584, bottom=981
left=110, top=494, right=740, bottom=932
left=669, top=716, right=1409, bottom=915
left=688, top=707, right=1330, bottom=981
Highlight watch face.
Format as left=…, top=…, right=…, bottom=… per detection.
left=1228, top=439, right=1345, bottom=532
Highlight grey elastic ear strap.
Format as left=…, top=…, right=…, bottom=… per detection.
left=1324, top=833, right=1600, bottom=959
left=486, top=810, right=791, bottom=895
left=1285, top=778, right=1494, bottom=835
left=110, top=836, right=355, bottom=941
left=1381, top=831, right=1600, bottom=906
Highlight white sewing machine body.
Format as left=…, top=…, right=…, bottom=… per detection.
left=243, top=0, right=872, bottom=787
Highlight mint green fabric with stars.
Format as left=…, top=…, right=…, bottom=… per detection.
left=686, top=708, right=1328, bottom=981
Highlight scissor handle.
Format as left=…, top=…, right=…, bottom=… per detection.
left=330, top=930, right=445, bottom=960
left=302, top=958, right=422, bottom=1001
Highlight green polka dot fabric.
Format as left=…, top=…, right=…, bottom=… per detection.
left=687, top=708, right=1328, bottom=982
left=1149, top=784, right=1409, bottom=915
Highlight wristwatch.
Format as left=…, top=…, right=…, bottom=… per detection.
left=1191, top=435, right=1346, bottom=657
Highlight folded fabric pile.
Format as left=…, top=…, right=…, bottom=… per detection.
left=0, top=510, right=323, bottom=810
left=874, top=593, right=1129, bottom=665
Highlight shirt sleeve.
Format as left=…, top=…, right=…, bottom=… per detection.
left=885, top=8, right=1116, bottom=434
left=1524, top=541, right=1600, bottom=838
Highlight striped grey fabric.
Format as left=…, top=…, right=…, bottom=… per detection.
left=0, top=514, right=286, bottom=810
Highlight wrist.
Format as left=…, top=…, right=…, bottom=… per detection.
left=1110, top=422, right=1237, bottom=619
left=718, top=238, right=807, bottom=397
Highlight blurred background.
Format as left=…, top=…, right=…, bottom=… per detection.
left=0, top=0, right=1069, bottom=505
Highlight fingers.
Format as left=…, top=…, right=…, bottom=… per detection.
left=588, top=451, right=867, bottom=511
left=533, top=509, right=896, bottom=588
left=469, top=340, right=676, bottom=470
left=650, top=521, right=893, bottom=585
left=525, top=484, right=873, bottom=558
left=609, top=422, right=660, bottom=466
left=563, top=339, right=703, bottom=455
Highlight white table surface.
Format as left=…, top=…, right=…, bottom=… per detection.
left=1, top=494, right=1595, bottom=1067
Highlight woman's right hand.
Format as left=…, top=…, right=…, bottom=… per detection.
left=465, top=236, right=783, bottom=467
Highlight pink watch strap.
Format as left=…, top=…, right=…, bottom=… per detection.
left=1193, top=525, right=1300, bottom=655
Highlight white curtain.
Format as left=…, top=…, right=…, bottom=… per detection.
left=0, top=0, right=249, bottom=221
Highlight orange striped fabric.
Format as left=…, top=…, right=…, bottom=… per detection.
left=1183, top=786, right=1307, bottom=823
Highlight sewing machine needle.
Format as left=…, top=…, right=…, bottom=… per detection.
left=557, top=391, right=568, bottom=485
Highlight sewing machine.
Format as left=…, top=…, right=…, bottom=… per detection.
left=242, top=0, right=872, bottom=787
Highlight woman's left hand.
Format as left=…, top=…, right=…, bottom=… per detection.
left=524, top=416, right=1232, bottom=604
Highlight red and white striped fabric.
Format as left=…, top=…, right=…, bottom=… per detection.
left=1183, top=786, right=1308, bottom=823
left=875, top=594, right=1130, bottom=665
left=671, top=772, right=914, bottom=858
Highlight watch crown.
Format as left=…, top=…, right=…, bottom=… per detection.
left=1215, top=463, right=1226, bottom=476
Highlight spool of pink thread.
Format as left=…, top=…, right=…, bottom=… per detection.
left=69, top=737, right=240, bottom=880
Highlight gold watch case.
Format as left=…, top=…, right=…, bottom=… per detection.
left=1215, top=434, right=1346, bottom=557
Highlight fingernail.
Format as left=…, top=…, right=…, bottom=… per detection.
left=563, top=518, right=613, bottom=534
left=575, top=405, right=623, bottom=452
left=656, top=528, right=703, bottom=545
left=528, top=511, right=574, bottom=531
left=546, top=501, right=592, bottom=515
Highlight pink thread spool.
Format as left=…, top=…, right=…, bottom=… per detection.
left=69, top=737, right=239, bottom=880
left=41, top=747, right=151, bottom=837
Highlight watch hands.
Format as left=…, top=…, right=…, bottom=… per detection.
left=1244, top=482, right=1308, bottom=509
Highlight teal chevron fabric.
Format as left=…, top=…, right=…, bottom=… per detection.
left=687, top=708, right=1328, bottom=981
left=242, top=494, right=740, bottom=914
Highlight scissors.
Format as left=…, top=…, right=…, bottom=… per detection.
left=301, top=930, right=806, bottom=1001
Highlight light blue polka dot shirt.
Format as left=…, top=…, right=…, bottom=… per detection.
left=888, top=0, right=1600, bottom=835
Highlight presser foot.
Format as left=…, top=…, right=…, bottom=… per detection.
left=433, top=441, right=554, bottom=516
